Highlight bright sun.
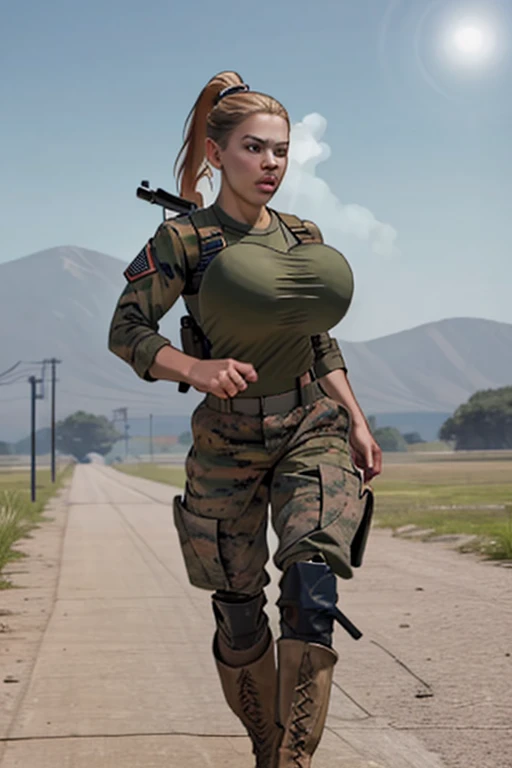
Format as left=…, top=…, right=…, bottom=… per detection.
left=453, top=25, right=484, bottom=54
left=442, top=18, right=497, bottom=66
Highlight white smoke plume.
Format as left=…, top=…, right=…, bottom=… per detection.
left=273, top=113, right=398, bottom=257
left=196, top=112, right=398, bottom=257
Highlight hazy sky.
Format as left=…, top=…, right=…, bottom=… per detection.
left=1, top=0, right=510, bottom=341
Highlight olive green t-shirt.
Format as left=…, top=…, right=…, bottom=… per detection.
left=108, top=202, right=353, bottom=396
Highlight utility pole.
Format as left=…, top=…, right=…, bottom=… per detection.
left=149, top=413, right=153, bottom=463
left=123, top=411, right=129, bottom=459
left=49, top=358, right=61, bottom=483
left=28, top=376, right=44, bottom=503
left=112, top=407, right=129, bottom=460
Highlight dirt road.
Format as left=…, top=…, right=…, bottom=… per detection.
left=1, top=465, right=510, bottom=767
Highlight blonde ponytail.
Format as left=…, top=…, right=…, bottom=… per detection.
left=173, top=71, right=289, bottom=207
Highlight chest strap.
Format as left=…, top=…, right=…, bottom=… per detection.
left=271, top=211, right=323, bottom=245
left=168, top=217, right=226, bottom=295
left=168, top=209, right=322, bottom=296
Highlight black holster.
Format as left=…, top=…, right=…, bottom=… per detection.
left=178, top=314, right=211, bottom=393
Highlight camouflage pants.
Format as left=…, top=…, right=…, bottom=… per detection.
left=173, top=393, right=373, bottom=596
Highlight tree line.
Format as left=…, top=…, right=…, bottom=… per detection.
left=1, top=385, right=511, bottom=459
left=370, top=386, right=512, bottom=451
left=438, top=386, right=512, bottom=450
left=1, top=412, right=192, bottom=462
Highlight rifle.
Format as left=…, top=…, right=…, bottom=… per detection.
left=136, top=180, right=206, bottom=394
left=136, top=180, right=198, bottom=217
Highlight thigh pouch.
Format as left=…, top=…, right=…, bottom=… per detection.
left=173, top=495, right=230, bottom=592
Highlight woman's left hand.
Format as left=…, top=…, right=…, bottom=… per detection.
left=349, top=421, right=382, bottom=484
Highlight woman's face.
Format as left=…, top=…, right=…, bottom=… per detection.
left=207, top=112, right=289, bottom=207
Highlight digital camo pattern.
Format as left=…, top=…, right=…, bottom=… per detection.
left=172, top=394, right=373, bottom=595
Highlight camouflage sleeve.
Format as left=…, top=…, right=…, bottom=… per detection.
left=108, top=222, right=187, bottom=381
left=311, top=333, right=347, bottom=377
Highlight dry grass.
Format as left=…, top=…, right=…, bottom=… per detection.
left=114, top=452, right=512, bottom=561
left=0, top=465, right=74, bottom=587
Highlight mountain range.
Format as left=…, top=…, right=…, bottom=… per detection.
left=1, top=246, right=511, bottom=443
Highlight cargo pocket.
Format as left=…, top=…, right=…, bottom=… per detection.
left=307, top=463, right=373, bottom=579
left=173, top=495, right=230, bottom=592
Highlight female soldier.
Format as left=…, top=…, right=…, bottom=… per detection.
left=108, top=71, right=381, bottom=768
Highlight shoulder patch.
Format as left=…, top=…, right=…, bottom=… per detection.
left=124, top=243, right=157, bottom=283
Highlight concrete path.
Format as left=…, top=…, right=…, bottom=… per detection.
left=1, top=465, right=511, bottom=767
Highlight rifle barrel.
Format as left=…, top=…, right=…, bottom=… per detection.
left=136, top=185, right=197, bottom=215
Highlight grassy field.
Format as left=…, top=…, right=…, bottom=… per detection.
left=371, top=453, right=512, bottom=559
left=406, top=440, right=452, bottom=453
left=114, top=450, right=512, bottom=561
left=0, top=464, right=74, bottom=587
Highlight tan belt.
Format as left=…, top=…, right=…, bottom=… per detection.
left=205, top=374, right=323, bottom=416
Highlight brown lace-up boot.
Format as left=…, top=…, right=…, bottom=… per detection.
left=275, top=638, right=338, bottom=767
left=214, top=634, right=282, bottom=768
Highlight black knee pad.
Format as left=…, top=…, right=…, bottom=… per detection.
left=277, top=561, right=338, bottom=647
left=212, top=590, right=270, bottom=651
left=277, top=560, right=362, bottom=646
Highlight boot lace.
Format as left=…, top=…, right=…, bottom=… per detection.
left=238, top=668, right=276, bottom=768
left=289, top=651, right=314, bottom=767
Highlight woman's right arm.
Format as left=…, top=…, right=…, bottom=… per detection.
left=148, top=343, right=197, bottom=383
left=108, top=222, right=191, bottom=382
left=108, top=223, right=257, bottom=395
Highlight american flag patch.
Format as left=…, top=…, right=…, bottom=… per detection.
left=124, top=243, right=157, bottom=282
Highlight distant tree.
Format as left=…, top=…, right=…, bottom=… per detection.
left=438, top=417, right=456, bottom=443
left=403, top=431, right=425, bottom=445
left=438, top=386, right=512, bottom=450
left=14, top=427, right=52, bottom=456
left=178, top=431, right=192, bottom=446
left=0, top=441, right=11, bottom=455
left=373, top=427, right=408, bottom=452
left=56, top=411, right=121, bottom=462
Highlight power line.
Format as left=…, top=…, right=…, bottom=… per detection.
left=0, top=360, right=48, bottom=386
left=0, top=372, right=40, bottom=386
left=0, top=363, right=41, bottom=385
left=1, top=359, right=186, bottom=403
left=0, top=361, right=23, bottom=379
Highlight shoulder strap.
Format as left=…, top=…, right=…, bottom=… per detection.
left=167, top=208, right=322, bottom=296
left=272, top=210, right=324, bottom=244
left=166, top=214, right=226, bottom=295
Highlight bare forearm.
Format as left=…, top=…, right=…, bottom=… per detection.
left=319, top=369, right=368, bottom=428
left=148, top=344, right=198, bottom=383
